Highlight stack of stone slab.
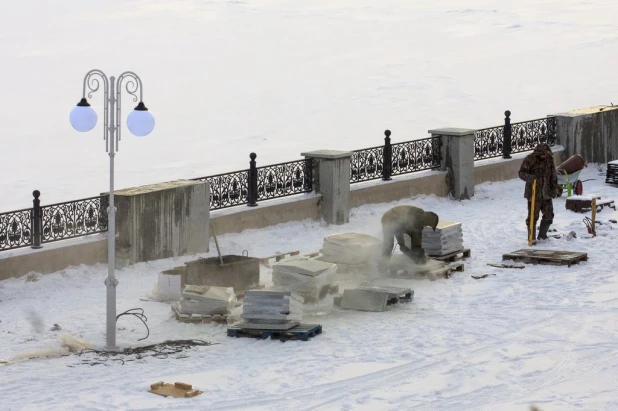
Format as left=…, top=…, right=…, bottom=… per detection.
left=272, top=259, right=337, bottom=302
left=239, top=290, right=304, bottom=330
left=421, top=220, right=464, bottom=256
left=337, top=282, right=413, bottom=312
left=171, top=285, right=236, bottom=319
left=319, top=233, right=382, bottom=265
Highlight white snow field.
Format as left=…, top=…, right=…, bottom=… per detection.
left=1, top=0, right=617, bottom=210
left=2, top=165, right=618, bottom=410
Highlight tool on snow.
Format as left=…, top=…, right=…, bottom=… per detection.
left=528, top=179, right=536, bottom=246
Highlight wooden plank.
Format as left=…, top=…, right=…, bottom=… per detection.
left=488, top=263, right=525, bottom=269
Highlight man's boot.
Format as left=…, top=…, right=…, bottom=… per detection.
left=538, top=220, right=552, bottom=240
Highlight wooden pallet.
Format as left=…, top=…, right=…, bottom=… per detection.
left=227, top=323, right=322, bottom=341
left=429, top=248, right=471, bottom=262
left=259, top=251, right=300, bottom=267
left=502, top=249, right=588, bottom=267
left=390, top=261, right=464, bottom=280
left=565, top=196, right=616, bottom=213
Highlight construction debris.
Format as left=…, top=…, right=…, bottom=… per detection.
left=149, top=381, right=203, bottom=398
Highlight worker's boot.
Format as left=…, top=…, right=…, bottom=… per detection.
left=537, top=220, right=552, bottom=240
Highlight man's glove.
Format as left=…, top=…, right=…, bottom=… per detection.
left=521, top=173, right=536, bottom=183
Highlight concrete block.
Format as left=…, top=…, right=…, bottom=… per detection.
left=430, top=128, right=476, bottom=200
left=184, top=255, right=260, bottom=292
left=238, top=321, right=300, bottom=330
left=552, top=106, right=618, bottom=164
left=340, top=288, right=389, bottom=312
left=302, top=150, right=353, bottom=225
left=157, top=268, right=185, bottom=300
left=113, top=180, right=210, bottom=264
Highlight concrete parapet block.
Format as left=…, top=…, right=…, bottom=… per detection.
left=112, top=180, right=210, bottom=264
left=429, top=128, right=476, bottom=200
left=301, top=150, right=353, bottom=225
left=340, top=288, right=389, bottom=312
left=551, top=105, right=618, bottom=164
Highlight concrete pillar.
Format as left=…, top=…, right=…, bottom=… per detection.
left=429, top=128, right=476, bottom=200
left=552, top=105, right=618, bottom=164
left=112, top=179, right=210, bottom=265
left=301, top=150, right=352, bottom=225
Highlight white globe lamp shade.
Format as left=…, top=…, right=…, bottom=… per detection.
left=127, top=102, right=155, bottom=137
left=70, top=98, right=98, bottom=132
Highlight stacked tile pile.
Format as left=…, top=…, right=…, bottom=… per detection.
left=171, top=285, right=236, bottom=319
left=272, top=259, right=337, bottom=302
left=319, top=233, right=382, bottom=265
left=420, top=220, right=464, bottom=256
left=239, top=290, right=304, bottom=330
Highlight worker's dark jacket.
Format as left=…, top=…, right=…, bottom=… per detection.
left=518, top=148, right=559, bottom=200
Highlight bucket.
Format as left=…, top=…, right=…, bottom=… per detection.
left=557, top=154, right=585, bottom=175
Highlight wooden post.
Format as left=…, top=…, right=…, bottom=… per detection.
left=591, top=198, right=597, bottom=237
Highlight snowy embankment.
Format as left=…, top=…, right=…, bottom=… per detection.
left=1, top=166, right=618, bottom=410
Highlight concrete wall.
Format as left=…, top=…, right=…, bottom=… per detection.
left=0, top=236, right=106, bottom=281
left=114, top=180, right=210, bottom=264
left=554, top=105, right=618, bottom=164
left=210, top=194, right=322, bottom=236
left=350, top=171, right=449, bottom=208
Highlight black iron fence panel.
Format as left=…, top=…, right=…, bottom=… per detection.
left=0, top=208, right=33, bottom=251
left=474, top=117, right=557, bottom=160
left=350, top=145, right=384, bottom=183
left=511, top=117, right=557, bottom=154
left=391, top=137, right=441, bottom=176
left=194, top=170, right=250, bottom=210
left=474, top=125, right=504, bottom=160
left=41, top=196, right=108, bottom=243
left=256, top=159, right=312, bottom=201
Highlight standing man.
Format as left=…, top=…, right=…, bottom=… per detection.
left=518, top=143, right=560, bottom=241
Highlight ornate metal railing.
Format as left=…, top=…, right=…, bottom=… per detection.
left=511, top=116, right=556, bottom=153
left=193, top=170, right=250, bottom=210
left=256, top=159, right=312, bottom=201
left=391, top=137, right=441, bottom=176
left=474, top=116, right=556, bottom=160
left=0, top=208, right=33, bottom=251
left=351, top=136, right=441, bottom=184
left=350, top=145, right=384, bottom=183
left=474, top=124, right=505, bottom=160
left=41, top=196, right=108, bottom=244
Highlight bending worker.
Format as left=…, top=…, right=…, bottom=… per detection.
left=381, top=205, right=439, bottom=265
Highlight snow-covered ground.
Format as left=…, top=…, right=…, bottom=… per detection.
left=2, top=165, right=618, bottom=410
left=1, top=0, right=617, bottom=210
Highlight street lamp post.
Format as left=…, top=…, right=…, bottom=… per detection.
left=69, top=69, right=155, bottom=350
